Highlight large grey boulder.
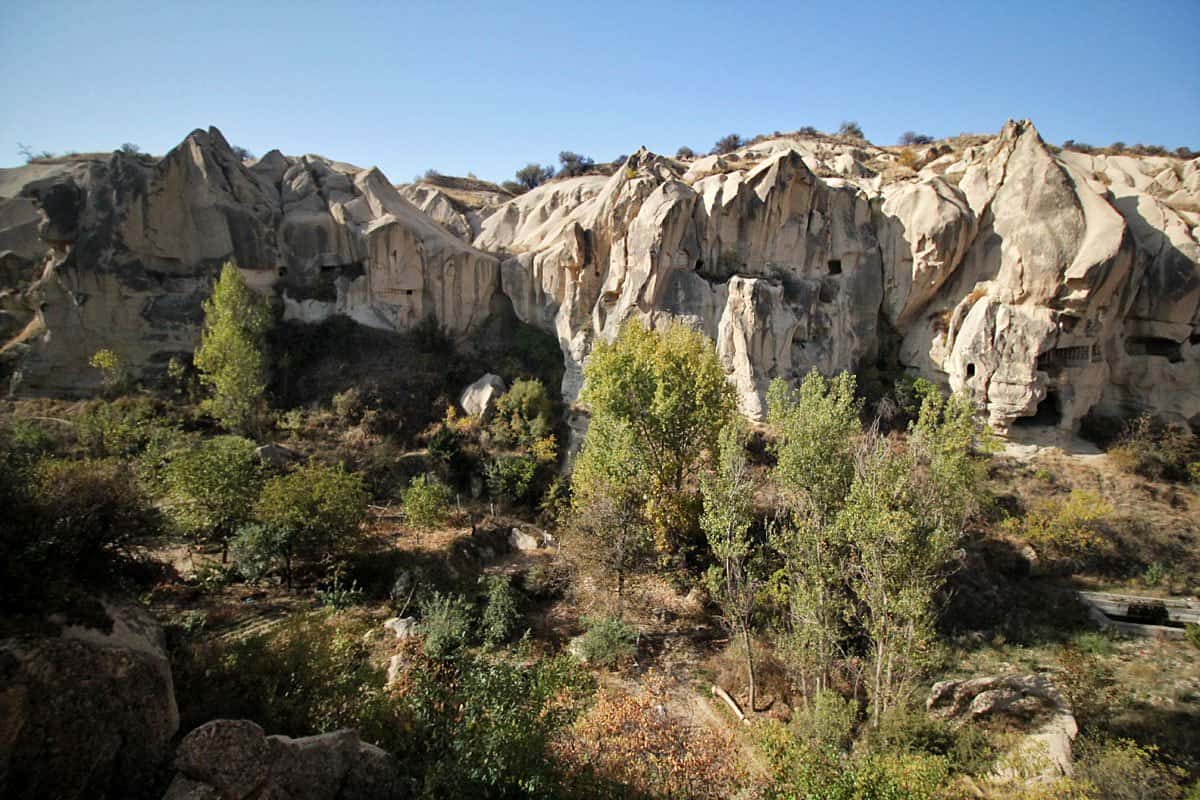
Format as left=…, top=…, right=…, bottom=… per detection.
left=459, top=373, right=506, bottom=418
left=164, top=719, right=404, bottom=800
left=0, top=600, right=179, bottom=800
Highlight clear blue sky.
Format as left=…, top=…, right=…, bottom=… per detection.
left=2, top=0, right=1197, bottom=184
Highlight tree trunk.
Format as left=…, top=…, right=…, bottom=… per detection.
left=743, top=625, right=756, bottom=713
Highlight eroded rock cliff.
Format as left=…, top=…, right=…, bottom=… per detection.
left=2, top=121, right=1197, bottom=431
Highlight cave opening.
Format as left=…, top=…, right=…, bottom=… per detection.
left=1125, top=336, right=1183, bottom=363
left=965, top=362, right=976, bottom=379
left=827, top=259, right=842, bottom=275
left=1012, top=390, right=1063, bottom=428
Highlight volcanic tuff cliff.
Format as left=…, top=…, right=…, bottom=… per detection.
left=1, top=121, right=1197, bottom=432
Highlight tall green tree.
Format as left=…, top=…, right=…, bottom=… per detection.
left=570, top=415, right=653, bottom=611
left=256, top=462, right=369, bottom=572
left=579, top=320, right=735, bottom=557
left=701, top=422, right=764, bottom=711
left=766, top=370, right=861, bottom=697
left=194, top=262, right=271, bottom=433
left=164, top=435, right=262, bottom=562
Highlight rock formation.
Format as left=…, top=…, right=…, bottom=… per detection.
left=0, top=601, right=179, bottom=799
left=2, top=121, right=1197, bottom=432
left=162, top=719, right=404, bottom=800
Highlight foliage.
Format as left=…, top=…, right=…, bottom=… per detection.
left=173, top=611, right=400, bottom=744
left=898, top=131, right=934, bottom=146
left=1073, top=737, right=1188, bottom=800
left=702, top=420, right=765, bottom=708
left=555, top=681, right=745, bottom=800
left=229, top=522, right=291, bottom=583
left=401, top=473, right=451, bottom=529
left=89, top=348, right=129, bottom=393
left=314, top=575, right=364, bottom=610
left=1057, top=645, right=1119, bottom=733
left=676, top=145, right=696, bottom=159
left=1002, top=489, right=1113, bottom=566
left=256, top=462, right=368, bottom=563
left=791, top=689, right=857, bottom=752
left=194, top=262, right=271, bottom=433
left=711, top=133, right=744, bottom=154
left=1, top=457, right=160, bottom=605
left=580, top=319, right=735, bottom=555
left=480, top=574, right=522, bottom=646
left=419, top=591, right=474, bottom=659
left=1110, top=414, right=1199, bottom=483
left=515, top=162, right=555, bottom=190
left=485, top=453, right=538, bottom=505
left=76, top=395, right=163, bottom=457
left=1186, top=623, right=1200, bottom=651
left=331, top=386, right=363, bottom=421
left=489, top=377, right=553, bottom=448
left=576, top=614, right=637, bottom=668
left=164, top=435, right=261, bottom=557
left=557, top=151, right=595, bottom=177
left=569, top=415, right=654, bottom=605
left=392, top=648, right=594, bottom=797
left=838, top=120, right=865, bottom=139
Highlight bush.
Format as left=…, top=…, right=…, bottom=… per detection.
left=331, top=387, right=363, bottom=421
left=515, top=163, right=554, bottom=190
left=315, top=575, right=364, bottom=610
left=256, top=462, right=368, bottom=564
left=76, top=395, right=163, bottom=457
left=490, top=378, right=553, bottom=448
left=1001, top=489, right=1112, bottom=567
left=419, top=591, right=474, bottom=659
left=793, top=689, right=857, bottom=752
left=1, top=457, right=160, bottom=606
left=838, top=120, right=865, bottom=139
left=229, top=522, right=291, bottom=583
left=164, top=435, right=262, bottom=558
left=480, top=574, right=522, bottom=646
left=485, top=453, right=538, bottom=505
left=558, top=151, right=595, bottom=178
left=401, top=474, right=451, bottom=529
left=1074, top=737, right=1188, bottom=799
left=710, top=133, right=743, bottom=155
left=555, top=681, right=744, bottom=800
left=1110, top=415, right=1199, bottom=483
left=89, top=348, right=129, bottom=393
left=576, top=614, right=637, bottom=668
left=675, top=145, right=696, bottom=159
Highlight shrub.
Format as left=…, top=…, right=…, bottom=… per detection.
left=485, top=453, right=538, bottom=505
left=1110, top=414, right=1199, bottom=483
left=1074, top=738, right=1188, bottom=799
left=558, top=151, right=595, bottom=178
left=164, top=435, right=262, bottom=559
left=490, top=377, right=553, bottom=448
left=838, top=120, right=865, bottom=139
left=710, top=133, right=743, bottom=155
left=401, top=474, right=451, bottom=529
left=515, top=163, right=554, bottom=190
left=675, top=145, right=696, bottom=159
left=229, top=522, right=291, bottom=583
left=899, top=131, right=934, bottom=146
left=315, top=575, right=364, bottom=610
left=480, top=574, right=522, bottom=646
left=576, top=614, right=637, bottom=668
left=1057, top=645, right=1119, bottom=732
left=1185, top=623, right=1200, bottom=651
left=1001, top=489, right=1113, bottom=566
left=419, top=591, right=474, bottom=659
left=331, top=387, right=363, bottom=421
left=89, top=348, right=129, bottom=393
left=898, top=148, right=918, bottom=169
left=555, top=681, right=744, bottom=800
left=793, top=689, right=857, bottom=751
left=256, top=462, right=369, bottom=563
left=77, top=396, right=165, bottom=457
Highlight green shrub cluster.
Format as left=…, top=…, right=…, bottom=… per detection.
left=576, top=614, right=637, bottom=668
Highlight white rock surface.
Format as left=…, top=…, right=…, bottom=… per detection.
left=459, top=373, right=506, bottom=418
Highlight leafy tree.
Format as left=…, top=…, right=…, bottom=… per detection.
left=767, top=371, right=861, bottom=696
left=490, top=377, right=553, bottom=448
left=164, top=435, right=262, bottom=561
left=557, top=151, right=595, bottom=177
left=119, top=142, right=141, bottom=154
left=838, top=120, right=865, bottom=139
left=256, top=462, right=368, bottom=568
left=231, top=145, right=255, bottom=161
left=89, top=348, right=128, bottom=394
left=194, top=262, right=271, bottom=433
left=485, top=453, right=538, bottom=506
left=701, top=422, right=764, bottom=711
left=401, top=473, right=451, bottom=529
left=514, top=162, right=555, bottom=190
left=230, top=522, right=293, bottom=585
left=570, top=415, right=654, bottom=608
left=579, top=320, right=735, bottom=556
left=675, top=145, right=696, bottom=159
left=898, top=131, right=934, bottom=146
left=710, top=133, right=743, bottom=155
left=480, top=574, right=522, bottom=646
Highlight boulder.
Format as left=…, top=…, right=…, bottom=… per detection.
left=509, top=525, right=555, bottom=551
left=164, top=719, right=404, bottom=800
left=928, top=674, right=1077, bottom=778
left=0, top=600, right=179, bottom=800
left=382, top=616, right=418, bottom=641
left=459, top=373, right=506, bottom=418
left=255, top=442, right=299, bottom=468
